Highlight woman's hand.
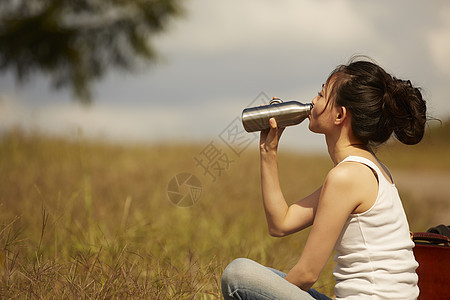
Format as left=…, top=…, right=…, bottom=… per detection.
left=260, top=118, right=285, bottom=154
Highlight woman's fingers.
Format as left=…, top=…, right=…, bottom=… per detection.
left=270, top=118, right=285, bottom=140
left=260, top=118, right=286, bottom=152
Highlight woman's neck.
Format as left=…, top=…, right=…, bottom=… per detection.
left=326, top=133, right=372, bottom=166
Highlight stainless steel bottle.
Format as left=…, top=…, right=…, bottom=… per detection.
left=242, top=97, right=313, bottom=132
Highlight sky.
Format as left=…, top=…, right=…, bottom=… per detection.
left=1, top=0, right=449, bottom=153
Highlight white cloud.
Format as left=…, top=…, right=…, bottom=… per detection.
left=427, top=5, right=450, bottom=76
left=159, top=0, right=375, bottom=54
left=0, top=95, right=186, bottom=142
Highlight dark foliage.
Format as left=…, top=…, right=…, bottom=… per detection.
left=0, top=0, right=182, bottom=103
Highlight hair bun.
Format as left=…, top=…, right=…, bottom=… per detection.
left=383, top=77, right=427, bottom=145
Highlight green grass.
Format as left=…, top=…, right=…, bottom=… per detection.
left=0, top=120, right=448, bottom=299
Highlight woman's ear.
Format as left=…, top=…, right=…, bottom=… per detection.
left=334, top=106, right=348, bottom=125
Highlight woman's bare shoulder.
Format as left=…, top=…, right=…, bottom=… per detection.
left=328, top=160, right=377, bottom=182
left=322, top=161, right=378, bottom=209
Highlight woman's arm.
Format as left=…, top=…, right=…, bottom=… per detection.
left=260, top=118, right=321, bottom=236
left=284, top=162, right=373, bottom=290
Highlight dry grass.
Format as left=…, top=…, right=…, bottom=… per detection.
left=0, top=119, right=448, bottom=299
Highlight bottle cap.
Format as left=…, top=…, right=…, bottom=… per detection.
left=269, top=97, right=283, bottom=105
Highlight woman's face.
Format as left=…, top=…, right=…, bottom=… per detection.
left=308, top=79, right=340, bottom=134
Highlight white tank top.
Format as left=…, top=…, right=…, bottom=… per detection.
left=333, top=156, right=419, bottom=300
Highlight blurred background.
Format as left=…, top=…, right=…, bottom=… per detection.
left=0, top=1, right=449, bottom=298
left=1, top=0, right=449, bottom=152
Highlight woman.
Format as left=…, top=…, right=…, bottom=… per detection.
left=222, top=57, right=427, bottom=299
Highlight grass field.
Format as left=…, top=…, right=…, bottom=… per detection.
left=0, top=119, right=449, bottom=299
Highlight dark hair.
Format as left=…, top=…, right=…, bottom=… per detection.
left=327, top=57, right=427, bottom=147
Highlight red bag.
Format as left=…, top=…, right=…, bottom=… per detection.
left=412, top=226, right=450, bottom=300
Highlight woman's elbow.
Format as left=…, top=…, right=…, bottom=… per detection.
left=268, top=226, right=287, bottom=237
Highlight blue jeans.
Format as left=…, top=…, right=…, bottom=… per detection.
left=221, top=258, right=333, bottom=300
